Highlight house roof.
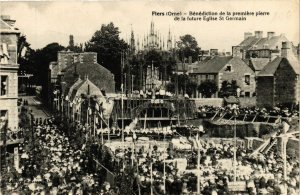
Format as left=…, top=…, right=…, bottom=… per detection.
left=258, top=57, right=282, bottom=76
left=249, top=58, right=270, bottom=71
left=193, top=56, right=233, bottom=73
left=70, top=77, right=104, bottom=102
left=258, top=56, right=300, bottom=77
left=62, top=61, right=115, bottom=93
left=239, top=34, right=288, bottom=51
left=66, top=77, right=82, bottom=97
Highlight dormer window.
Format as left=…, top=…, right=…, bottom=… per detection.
left=225, top=65, right=232, bottom=72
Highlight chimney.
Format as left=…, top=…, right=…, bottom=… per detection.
left=1, top=15, right=16, bottom=27
left=244, top=32, right=252, bottom=39
left=267, top=32, right=275, bottom=39
left=254, top=31, right=263, bottom=38
left=281, top=41, right=291, bottom=58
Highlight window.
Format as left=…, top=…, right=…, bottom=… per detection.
left=0, top=110, right=8, bottom=129
left=245, top=75, right=250, bottom=85
left=0, top=43, right=10, bottom=64
left=0, top=75, right=8, bottom=96
left=245, top=92, right=250, bottom=97
left=225, top=65, right=232, bottom=72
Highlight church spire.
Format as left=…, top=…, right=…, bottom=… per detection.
left=130, top=24, right=135, bottom=54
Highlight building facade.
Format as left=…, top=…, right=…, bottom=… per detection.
left=0, top=15, right=19, bottom=130
left=190, top=56, right=256, bottom=98
left=257, top=42, right=300, bottom=107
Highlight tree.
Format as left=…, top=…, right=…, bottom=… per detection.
left=85, top=22, right=129, bottom=90
left=219, top=80, right=239, bottom=97
left=34, top=43, right=65, bottom=100
left=177, top=34, right=201, bottom=62
left=197, top=80, right=218, bottom=98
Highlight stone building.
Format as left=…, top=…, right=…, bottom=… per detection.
left=0, top=15, right=19, bottom=130
left=257, top=42, right=300, bottom=108
left=189, top=56, right=256, bottom=98
left=232, top=31, right=298, bottom=60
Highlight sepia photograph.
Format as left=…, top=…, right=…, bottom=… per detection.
left=0, top=0, right=299, bottom=194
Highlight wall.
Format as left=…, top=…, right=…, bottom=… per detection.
left=192, top=98, right=223, bottom=107
left=0, top=33, right=18, bottom=65
left=0, top=23, right=19, bottom=130
left=203, top=120, right=278, bottom=138
left=274, top=58, right=298, bottom=105
left=239, top=97, right=257, bottom=107
left=256, top=76, right=274, bottom=108
left=219, top=57, right=256, bottom=97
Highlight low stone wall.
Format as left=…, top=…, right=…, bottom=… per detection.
left=192, top=98, right=224, bottom=107
left=202, top=120, right=277, bottom=138
left=239, top=97, right=257, bottom=108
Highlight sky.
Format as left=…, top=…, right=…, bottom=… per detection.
left=0, top=0, right=299, bottom=52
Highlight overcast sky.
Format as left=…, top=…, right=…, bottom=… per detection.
left=1, top=0, right=299, bottom=52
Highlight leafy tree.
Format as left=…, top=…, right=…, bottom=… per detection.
left=34, top=43, right=65, bottom=100
left=177, top=34, right=201, bottom=62
left=85, top=22, right=129, bottom=90
left=197, top=80, right=218, bottom=98
left=168, top=74, right=197, bottom=96
left=219, top=80, right=239, bottom=97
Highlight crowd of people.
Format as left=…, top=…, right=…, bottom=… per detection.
left=111, top=139, right=299, bottom=195
left=198, top=105, right=299, bottom=122
left=1, top=101, right=299, bottom=195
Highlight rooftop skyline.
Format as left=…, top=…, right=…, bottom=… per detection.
left=1, top=0, right=299, bottom=52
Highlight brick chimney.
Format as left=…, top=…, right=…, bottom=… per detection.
left=1, top=15, right=16, bottom=27
left=267, top=32, right=275, bottom=39
left=281, top=41, right=291, bottom=58
left=254, top=31, right=263, bottom=38
left=244, top=32, right=252, bottom=39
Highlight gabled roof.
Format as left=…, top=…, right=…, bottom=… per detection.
left=66, top=77, right=82, bottom=97
left=239, top=37, right=261, bottom=50
left=258, top=57, right=282, bottom=76
left=239, top=34, right=288, bottom=51
left=258, top=56, right=300, bottom=77
left=62, top=61, right=115, bottom=93
left=249, top=58, right=270, bottom=71
left=70, top=77, right=104, bottom=102
left=0, top=19, right=12, bottom=30
left=193, top=56, right=232, bottom=73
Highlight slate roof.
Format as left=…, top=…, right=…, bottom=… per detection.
left=258, top=57, right=282, bottom=76
left=238, top=34, right=288, bottom=51
left=70, top=77, right=104, bottom=102
left=258, top=56, right=300, bottom=76
left=66, top=77, right=82, bottom=97
left=249, top=58, right=270, bottom=71
left=192, top=56, right=232, bottom=73
left=62, top=61, right=115, bottom=93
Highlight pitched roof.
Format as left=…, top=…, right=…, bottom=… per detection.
left=62, top=61, right=115, bottom=93
left=238, top=34, right=288, bottom=51
left=249, top=58, right=270, bottom=71
left=66, top=77, right=82, bottom=97
left=193, top=56, right=232, bottom=73
left=70, top=77, right=104, bottom=101
left=258, top=57, right=282, bottom=76
left=258, top=56, right=300, bottom=77
left=239, top=37, right=261, bottom=50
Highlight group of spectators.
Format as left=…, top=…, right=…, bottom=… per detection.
left=198, top=105, right=299, bottom=121
left=110, top=138, right=299, bottom=195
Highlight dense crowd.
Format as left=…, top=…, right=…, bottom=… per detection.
left=113, top=140, right=299, bottom=195
left=198, top=105, right=299, bottom=121
left=1, top=102, right=299, bottom=194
